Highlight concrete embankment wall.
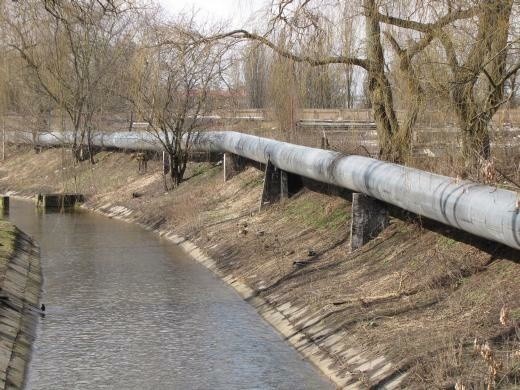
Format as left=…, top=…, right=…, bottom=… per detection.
left=0, top=220, right=42, bottom=389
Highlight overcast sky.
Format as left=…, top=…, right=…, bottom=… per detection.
left=158, top=0, right=267, bottom=28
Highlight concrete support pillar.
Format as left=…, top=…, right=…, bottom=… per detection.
left=280, top=170, right=289, bottom=201
left=0, top=196, right=9, bottom=212
left=223, top=152, right=245, bottom=182
left=260, top=159, right=281, bottom=209
left=350, top=193, right=389, bottom=252
left=260, top=161, right=303, bottom=209
left=37, top=193, right=84, bottom=210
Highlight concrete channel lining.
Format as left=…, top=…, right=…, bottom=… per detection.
left=9, top=130, right=520, bottom=250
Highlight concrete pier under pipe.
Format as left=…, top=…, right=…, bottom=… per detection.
left=36, top=193, right=84, bottom=210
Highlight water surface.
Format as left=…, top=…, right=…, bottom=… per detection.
left=7, top=199, right=332, bottom=390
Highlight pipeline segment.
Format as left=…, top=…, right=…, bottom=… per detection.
left=13, top=130, right=520, bottom=250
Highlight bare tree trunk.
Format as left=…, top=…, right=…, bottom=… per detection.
left=445, top=0, right=513, bottom=169
left=169, top=153, right=181, bottom=188
left=71, top=115, right=81, bottom=161
left=459, top=110, right=492, bottom=167
left=1, top=118, right=5, bottom=161
left=87, top=129, right=95, bottom=164
left=364, top=0, right=403, bottom=162
left=385, top=33, right=423, bottom=161
left=345, top=66, right=354, bottom=109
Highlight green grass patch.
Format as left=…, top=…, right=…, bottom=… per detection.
left=437, top=235, right=457, bottom=248
left=191, top=163, right=212, bottom=178
left=511, top=308, right=520, bottom=321
left=241, top=175, right=264, bottom=189
left=284, top=197, right=350, bottom=231
left=462, top=286, right=493, bottom=306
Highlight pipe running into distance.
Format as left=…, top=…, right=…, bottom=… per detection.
left=13, top=130, right=520, bottom=250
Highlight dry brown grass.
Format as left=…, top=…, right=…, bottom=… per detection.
left=1, top=146, right=519, bottom=388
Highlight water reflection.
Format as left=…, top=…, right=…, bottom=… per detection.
left=8, top=199, right=332, bottom=390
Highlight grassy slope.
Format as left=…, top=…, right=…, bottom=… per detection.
left=1, top=145, right=519, bottom=388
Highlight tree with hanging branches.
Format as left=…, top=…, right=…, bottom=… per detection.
left=3, top=0, right=138, bottom=162
left=198, top=0, right=519, bottom=169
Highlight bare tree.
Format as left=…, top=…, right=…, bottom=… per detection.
left=378, top=0, right=518, bottom=169
left=4, top=0, right=137, bottom=161
left=3, top=0, right=519, bottom=174
left=266, top=33, right=300, bottom=140
left=243, top=41, right=268, bottom=108
left=202, top=1, right=413, bottom=162
left=203, top=0, right=519, bottom=168
left=129, top=17, right=229, bottom=187
left=342, top=15, right=358, bottom=109
left=294, top=29, right=342, bottom=109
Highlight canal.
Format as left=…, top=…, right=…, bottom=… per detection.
left=7, top=199, right=332, bottom=389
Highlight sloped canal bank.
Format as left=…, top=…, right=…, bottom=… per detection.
left=2, top=146, right=520, bottom=388
left=0, top=218, right=41, bottom=389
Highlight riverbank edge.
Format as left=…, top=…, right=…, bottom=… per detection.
left=84, top=202, right=362, bottom=389
left=0, top=217, right=42, bottom=390
left=4, top=192, right=404, bottom=389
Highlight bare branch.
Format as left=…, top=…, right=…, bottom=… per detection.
left=165, top=29, right=369, bottom=70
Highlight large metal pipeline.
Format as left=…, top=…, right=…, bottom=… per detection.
left=10, top=130, right=520, bottom=250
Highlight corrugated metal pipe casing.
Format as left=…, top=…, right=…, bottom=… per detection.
left=29, top=130, right=520, bottom=250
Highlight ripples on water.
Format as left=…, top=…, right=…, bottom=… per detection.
left=7, top=200, right=332, bottom=390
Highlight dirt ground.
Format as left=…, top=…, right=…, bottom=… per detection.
left=1, top=144, right=519, bottom=389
